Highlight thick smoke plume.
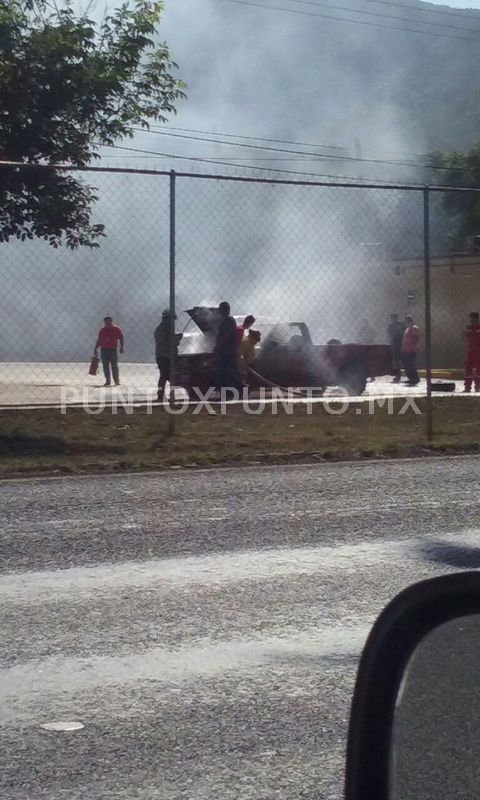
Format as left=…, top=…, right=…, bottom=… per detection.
left=1, top=0, right=478, bottom=362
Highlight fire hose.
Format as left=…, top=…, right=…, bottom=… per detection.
left=245, top=366, right=324, bottom=398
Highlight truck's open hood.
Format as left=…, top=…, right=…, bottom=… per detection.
left=185, top=306, right=222, bottom=336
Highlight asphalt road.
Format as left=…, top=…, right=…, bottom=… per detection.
left=1, top=457, right=480, bottom=800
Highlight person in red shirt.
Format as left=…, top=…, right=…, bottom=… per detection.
left=236, top=315, right=256, bottom=348
left=463, top=311, right=480, bottom=393
left=401, top=315, right=420, bottom=386
left=95, top=316, right=124, bottom=386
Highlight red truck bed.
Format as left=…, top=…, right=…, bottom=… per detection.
left=175, top=307, right=393, bottom=396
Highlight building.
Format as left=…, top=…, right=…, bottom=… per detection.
left=388, top=253, right=480, bottom=368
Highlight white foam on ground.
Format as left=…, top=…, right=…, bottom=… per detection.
left=1, top=529, right=478, bottom=604
left=0, top=624, right=369, bottom=713
left=0, top=361, right=464, bottom=406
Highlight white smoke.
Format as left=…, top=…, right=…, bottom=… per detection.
left=1, top=0, right=475, bottom=361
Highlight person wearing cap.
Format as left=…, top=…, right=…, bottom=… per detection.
left=154, top=310, right=182, bottom=401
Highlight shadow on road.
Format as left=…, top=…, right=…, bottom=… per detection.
left=267, top=652, right=359, bottom=668
left=421, top=541, right=480, bottom=570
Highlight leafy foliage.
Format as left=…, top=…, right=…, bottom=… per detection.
left=428, top=146, right=480, bottom=250
left=0, top=0, right=184, bottom=247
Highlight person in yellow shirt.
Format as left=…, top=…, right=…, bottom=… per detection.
left=240, top=329, right=261, bottom=367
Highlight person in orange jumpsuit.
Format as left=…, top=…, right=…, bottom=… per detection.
left=463, top=311, right=480, bottom=393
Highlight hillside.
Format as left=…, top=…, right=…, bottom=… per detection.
left=162, top=0, right=480, bottom=173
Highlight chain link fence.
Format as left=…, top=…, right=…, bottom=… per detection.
left=427, top=189, right=480, bottom=374
left=175, top=175, right=423, bottom=362
left=0, top=168, right=170, bottom=406
left=1, top=162, right=480, bottom=443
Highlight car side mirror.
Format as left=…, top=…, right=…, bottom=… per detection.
left=345, top=572, right=480, bottom=800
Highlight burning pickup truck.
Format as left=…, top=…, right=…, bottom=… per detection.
left=176, top=306, right=393, bottom=397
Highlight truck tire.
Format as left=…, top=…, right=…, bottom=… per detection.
left=338, top=362, right=368, bottom=396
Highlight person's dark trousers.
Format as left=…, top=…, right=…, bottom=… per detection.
left=156, top=356, right=170, bottom=397
left=401, top=352, right=419, bottom=384
left=392, top=349, right=402, bottom=382
left=216, top=354, right=243, bottom=395
left=101, top=348, right=119, bottom=385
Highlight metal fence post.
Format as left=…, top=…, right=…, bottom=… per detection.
left=423, top=187, right=433, bottom=441
left=168, top=169, right=176, bottom=435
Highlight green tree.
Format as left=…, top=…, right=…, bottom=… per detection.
left=428, top=146, right=480, bottom=250
left=0, top=0, right=184, bottom=248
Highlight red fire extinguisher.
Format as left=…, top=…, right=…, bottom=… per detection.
left=89, top=354, right=99, bottom=376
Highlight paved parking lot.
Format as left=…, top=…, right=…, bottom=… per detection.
left=0, top=361, right=464, bottom=407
